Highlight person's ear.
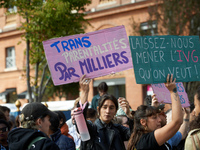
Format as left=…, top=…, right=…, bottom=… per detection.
left=36, top=118, right=43, bottom=127
left=60, top=118, right=63, bottom=125
left=140, top=118, right=147, bottom=127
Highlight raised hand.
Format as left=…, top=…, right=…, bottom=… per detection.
left=118, top=97, right=134, bottom=119
left=164, top=74, right=177, bottom=92
left=79, top=75, right=91, bottom=93
left=151, top=94, right=160, bottom=108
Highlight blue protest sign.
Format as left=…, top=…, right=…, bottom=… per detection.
left=129, top=35, right=200, bottom=84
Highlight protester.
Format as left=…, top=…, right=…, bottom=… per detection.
left=184, top=86, right=200, bottom=150
left=75, top=75, right=133, bottom=150
left=91, top=81, right=108, bottom=111
left=67, top=98, right=80, bottom=129
left=190, top=86, right=200, bottom=121
left=54, top=111, right=74, bottom=140
left=8, top=102, right=60, bottom=150
left=185, top=114, right=200, bottom=150
left=0, top=119, right=10, bottom=150
left=49, top=112, right=75, bottom=150
left=67, top=98, right=82, bottom=149
left=0, top=106, right=10, bottom=121
left=127, top=74, right=183, bottom=150
left=151, top=94, right=190, bottom=149
left=113, top=114, right=130, bottom=150
left=68, top=111, right=81, bottom=150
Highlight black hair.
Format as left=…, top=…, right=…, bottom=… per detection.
left=49, top=112, right=60, bottom=133
left=97, top=82, right=108, bottom=93
left=189, top=113, right=200, bottom=131
left=195, top=87, right=200, bottom=102
left=144, top=95, right=152, bottom=106
left=0, top=119, right=10, bottom=131
left=54, top=111, right=66, bottom=128
left=0, top=106, right=10, bottom=113
left=98, top=94, right=118, bottom=114
left=0, top=110, right=6, bottom=121
left=86, top=108, right=97, bottom=119
left=127, top=105, right=157, bottom=150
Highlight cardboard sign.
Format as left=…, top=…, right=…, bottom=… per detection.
left=129, top=36, right=200, bottom=84
left=151, top=82, right=190, bottom=107
left=43, top=25, right=133, bottom=85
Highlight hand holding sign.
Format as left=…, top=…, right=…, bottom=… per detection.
left=164, top=74, right=176, bottom=92
left=151, top=94, right=161, bottom=108
left=43, top=25, right=133, bottom=85
left=151, top=80, right=190, bottom=107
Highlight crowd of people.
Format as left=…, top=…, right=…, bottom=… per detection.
left=0, top=74, right=199, bottom=150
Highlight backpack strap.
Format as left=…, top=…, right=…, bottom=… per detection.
left=28, top=136, right=46, bottom=149
left=195, top=134, right=200, bottom=147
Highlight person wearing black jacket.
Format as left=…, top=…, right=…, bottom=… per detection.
left=8, top=102, right=60, bottom=150
left=49, top=112, right=75, bottom=150
left=75, top=75, right=134, bottom=150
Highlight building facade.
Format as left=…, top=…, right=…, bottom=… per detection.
left=0, top=0, right=155, bottom=109
left=85, top=0, right=156, bottom=109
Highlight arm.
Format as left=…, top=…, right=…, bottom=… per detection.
left=79, top=75, right=91, bottom=105
left=178, top=107, right=190, bottom=140
left=118, top=97, right=134, bottom=120
left=154, top=74, right=183, bottom=146
left=151, top=94, right=160, bottom=108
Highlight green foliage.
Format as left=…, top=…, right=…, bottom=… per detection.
left=44, top=79, right=79, bottom=101
left=149, top=0, right=200, bottom=36
left=130, top=0, right=200, bottom=102
left=2, top=0, right=91, bottom=102
left=148, top=0, right=200, bottom=102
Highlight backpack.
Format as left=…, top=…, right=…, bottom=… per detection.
left=185, top=128, right=200, bottom=150
left=28, top=136, right=46, bottom=150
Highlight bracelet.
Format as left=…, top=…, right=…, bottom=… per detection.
left=173, top=88, right=177, bottom=93
left=184, top=119, right=189, bottom=122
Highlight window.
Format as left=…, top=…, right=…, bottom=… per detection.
left=98, top=0, right=116, bottom=7
left=6, top=47, right=16, bottom=69
left=140, top=20, right=157, bottom=36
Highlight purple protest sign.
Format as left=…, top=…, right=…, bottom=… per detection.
left=151, top=82, right=190, bottom=107
left=43, top=25, right=133, bottom=85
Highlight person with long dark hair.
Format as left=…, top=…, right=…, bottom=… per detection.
left=127, top=74, right=183, bottom=150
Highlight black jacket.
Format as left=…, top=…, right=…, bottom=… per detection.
left=8, top=128, right=60, bottom=150
left=80, top=119, right=131, bottom=150
left=50, top=129, right=75, bottom=150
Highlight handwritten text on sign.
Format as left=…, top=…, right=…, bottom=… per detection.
left=43, top=26, right=133, bottom=85
left=151, top=82, right=190, bottom=107
left=129, top=36, right=200, bottom=84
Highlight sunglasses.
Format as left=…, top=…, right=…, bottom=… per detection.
left=0, top=127, right=8, bottom=133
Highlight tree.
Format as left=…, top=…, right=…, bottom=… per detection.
left=1, top=0, right=91, bottom=102
left=130, top=0, right=200, bottom=103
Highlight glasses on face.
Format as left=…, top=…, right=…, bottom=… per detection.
left=0, top=127, right=8, bottom=133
